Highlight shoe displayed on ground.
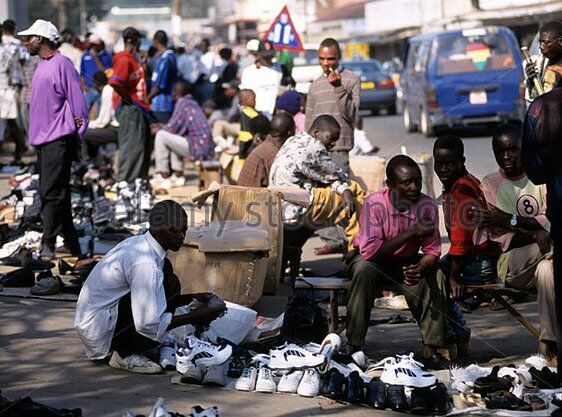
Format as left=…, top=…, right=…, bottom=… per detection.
left=30, top=276, right=60, bottom=296
left=431, top=382, right=451, bottom=415
left=529, top=366, right=559, bottom=389
left=277, top=370, right=304, bottom=394
left=178, top=363, right=205, bottom=384
left=269, top=344, right=325, bottom=370
left=346, top=371, right=364, bottom=403
left=234, top=366, right=258, bottom=391
left=387, top=384, right=408, bottom=411
left=227, top=357, right=248, bottom=378
left=324, top=368, right=346, bottom=399
left=473, top=366, right=512, bottom=396
left=297, top=368, right=321, bottom=397
left=410, top=387, right=431, bottom=415
left=0, top=267, right=34, bottom=287
left=159, top=345, right=177, bottom=370
left=203, top=364, right=227, bottom=386
left=188, top=405, right=219, bottom=417
left=177, top=336, right=232, bottom=368
left=58, top=258, right=73, bottom=275
left=149, top=174, right=172, bottom=191
left=255, top=366, right=277, bottom=393
left=366, top=379, right=387, bottom=409
left=351, top=351, right=369, bottom=371
left=108, top=351, right=162, bottom=374
left=379, top=353, right=437, bottom=388
left=485, top=391, right=532, bottom=411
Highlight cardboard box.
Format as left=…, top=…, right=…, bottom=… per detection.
left=349, top=155, right=386, bottom=194
left=168, top=221, right=271, bottom=307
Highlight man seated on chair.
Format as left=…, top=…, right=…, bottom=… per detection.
left=75, top=200, right=225, bottom=374
left=473, top=123, right=556, bottom=363
left=345, top=155, right=449, bottom=369
left=238, top=113, right=295, bottom=188
left=269, top=114, right=365, bottom=250
left=433, top=135, right=498, bottom=360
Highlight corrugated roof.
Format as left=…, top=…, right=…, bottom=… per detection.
left=315, top=1, right=365, bottom=22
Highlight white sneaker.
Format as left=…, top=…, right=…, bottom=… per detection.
left=379, top=353, right=437, bottom=388
left=177, top=336, right=233, bottom=368
left=269, top=344, right=325, bottom=370
left=317, top=333, right=341, bottom=372
left=255, top=366, right=277, bottom=393
left=297, top=368, right=321, bottom=397
left=203, top=364, right=227, bottom=386
left=109, top=351, right=162, bottom=374
left=235, top=366, right=258, bottom=391
left=351, top=351, right=369, bottom=371
left=150, top=174, right=172, bottom=190
left=187, top=405, right=219, bottom=417
left=159, top=345, right=176, bottom=370
left=170, top=174, right=186, bottom=188
left=178, top=363, right=205, bottom=384
left=277, top=370, right=304, bottom=393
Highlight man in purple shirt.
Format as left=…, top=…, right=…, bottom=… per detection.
left=344, top=155, right=449, bottom=369
left=19, top=20, right=88, bottom=259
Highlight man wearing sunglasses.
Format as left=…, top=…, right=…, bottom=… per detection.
left=525, top=21, right=562, bottom=97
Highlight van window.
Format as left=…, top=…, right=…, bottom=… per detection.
left=407, top=43, right=420, bottom=73
left=435, top=32, right=516, bottom=75
left=415, top=42, right=431, bottom=74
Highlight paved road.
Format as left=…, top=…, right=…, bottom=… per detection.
left=363, top=114, right=499, bottom=188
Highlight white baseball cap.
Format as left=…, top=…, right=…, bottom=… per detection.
left=18, top=19, right=60, bottom=43
left=246, top=39, right=259, bottom=52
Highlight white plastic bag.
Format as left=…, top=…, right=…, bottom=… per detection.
left=202, top=301, right=257, bottom=344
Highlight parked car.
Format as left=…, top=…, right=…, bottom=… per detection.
left=343, top=59, right=397, bottom=115
left=401, top=26, right=525, bottom=136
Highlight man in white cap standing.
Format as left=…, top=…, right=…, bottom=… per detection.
left=19, top=20, right=89, bottom=259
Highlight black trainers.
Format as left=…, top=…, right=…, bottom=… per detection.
left=0, top=267, right=34, bottom=287
left=366, top=378, right=387, bottom=409
left=431, top=382, right=451, bottom=415
left=387, top=384, right=408, bottom=412
left=345, top=371, right=364, bottom=403
left=410, top=387, right=431, bottom=415
left=325, top=368, right=346, bottom=399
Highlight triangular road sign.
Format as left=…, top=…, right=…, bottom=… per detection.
left=262, top=5, right=305, bottom=52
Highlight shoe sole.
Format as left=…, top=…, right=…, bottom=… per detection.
left=234, top=384, right=256, bottom=391
left=297, top=390, right=319, bottom=397
left=255, top=386, right=276, bottom=393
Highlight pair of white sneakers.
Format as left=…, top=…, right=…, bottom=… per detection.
left=235, top=365, right=277, bottom=393
left=280, top=369, right=322, bottom=397
left=372, top=352, right=437, bottom=388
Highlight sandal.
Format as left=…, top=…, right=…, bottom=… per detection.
left=485, top=391, right=532, bottom=411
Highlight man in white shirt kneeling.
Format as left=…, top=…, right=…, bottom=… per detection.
left=74, top=200, right=224, bottom=373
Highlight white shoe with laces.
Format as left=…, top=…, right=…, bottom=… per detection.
left=255, top=366, right=277, bottom=393
left=176, top=336, right=232, bottom=368
left=379, top=353, right=437, bottom=388
left=297, top=368, right=321, bottom=397
left=269, top=343, right=325, bottom=370
left=277, top=370, right=304, bottom=393
left=235, top=366, right=258, bottom=391
left=109, top=351, right=162, bottom=374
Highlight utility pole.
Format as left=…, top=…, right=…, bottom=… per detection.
left=57, top=0, right=68, bottom=30
left=80, top=0, right=87, bottom=35
left=171, top=0, right=182, bottom=44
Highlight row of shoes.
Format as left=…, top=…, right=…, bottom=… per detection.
left=367, top=379, right=451, bottom=415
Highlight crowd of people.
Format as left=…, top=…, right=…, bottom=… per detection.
left=2, top=14, right=561, bottom=384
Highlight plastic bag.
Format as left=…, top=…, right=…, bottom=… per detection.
left=202, top=301, right=257, bottom=344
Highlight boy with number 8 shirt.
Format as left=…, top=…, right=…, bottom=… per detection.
left=476, top=123, right=556, bottom=363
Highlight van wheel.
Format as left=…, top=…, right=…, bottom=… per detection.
left=420, top=108, right=435, bottom=137
left=403, top=105, right=415, bottom=133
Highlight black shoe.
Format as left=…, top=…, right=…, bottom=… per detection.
left=58, top=258, right=73, bottom=275
left=0, top=267, right=34, bottom=287
left=387, top=384, right=408, bottom=411
left=227, top=357, right=247, bottom=379
left=474, top=366, right=513, bottom=396
left=366, top=378, right=387, bottom=409
left=529, top=366, right=560, bottom=389
left=410, top=387, right=431, bottom=415
left=431, top=382, right=451, bottom=415
left=325, top=368, right=346, bottom=399
left=423, top=353, right=451, bottom=371
left=346, top=371, right=364, bottom=403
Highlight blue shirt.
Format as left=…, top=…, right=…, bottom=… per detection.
left=151, top=50, right=177, bottom=113
left=80, top=50, right=112, bottom=87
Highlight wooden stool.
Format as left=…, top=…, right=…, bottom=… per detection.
left=294, top=277, right=350, bottom=333
left=198, top=161, right=222, bottom=190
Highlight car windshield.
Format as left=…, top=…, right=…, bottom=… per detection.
left=435, top=31, right=516, bottom=75
left=344, top=61, right=384, bottom=75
